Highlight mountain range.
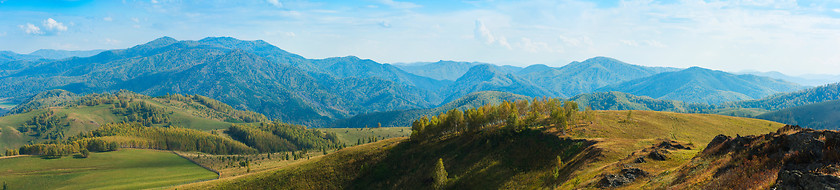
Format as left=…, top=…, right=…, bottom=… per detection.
left=598, top=67, right=804, bottom=104
left=0, top=36, right=817, bottom=126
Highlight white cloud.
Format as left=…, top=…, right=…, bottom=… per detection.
left=150, top=0, right=158, bottom=4
left=834, top=9, right=840, bottom=13
left=620, top=40, right=639, bottom=47
left=474, top=20, right=495, bottom=44
left=378, top=20, right=392, bottom=28
left=20, top=23, right=43, bottom=35
left=43, top=18, right=68, bottom=32
left=378, top=0, right=420, bottom=9
left=498, top=36, right=511, bottom=49
left=103, top=17, right=113, bottom=21
left=266, top=0, right=282, bottom=7
left=643, top=40, right=666, bottom=48
left=517, top=37, right=557, bottom=53
left=131, top=17, right=140, bottom=23
left=105, top=38, right=121, bottom=45
left=285, top=32, right=296, bottom=37
left=20, top=18, right=68, bottom=36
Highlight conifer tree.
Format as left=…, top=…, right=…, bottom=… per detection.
left=434, top=158, right=448, bottom=189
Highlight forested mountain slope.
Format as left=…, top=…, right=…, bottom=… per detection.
left=394, top=60, right=521, bottom=81
left=443, top=64, right=553, bottom=102
left=516, top=57, right=678, bottom=97
left=0, top=37, right=443, bottom=126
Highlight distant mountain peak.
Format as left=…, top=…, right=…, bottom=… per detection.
left=584, top=56, right=622, bottom=63
left=150, top=36, right=178, bottom=44
left=138, top=36, right=178, bottom=49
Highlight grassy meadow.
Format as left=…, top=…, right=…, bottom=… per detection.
left=0, top=149, right=217, bottom=190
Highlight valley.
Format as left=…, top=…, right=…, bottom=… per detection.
left=0, top=33, right=839, bottom=190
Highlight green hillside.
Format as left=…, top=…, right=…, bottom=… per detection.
left=0, top=149, right=217, bottom=190
left=755, top=99, right=840, bottom=130
left=181, top=97, right=782, bottom=189
left=569, top=91, right=711, bottom=112
left=0, top=90, right=269, bottom=151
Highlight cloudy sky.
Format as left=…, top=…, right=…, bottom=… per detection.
left=1, top=0, right=840, bottom=75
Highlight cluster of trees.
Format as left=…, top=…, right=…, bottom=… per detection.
left=112, top=100, right=170, bottom=126
left=256, top=122, right=340, bottom=150
left=20, top=110, right=68, bottom=140
left=227, top=122, right=341, bottom=153
left=20, top=143, right=88, bottom=158
left=411, top=98, right=580, bottom=141
left=19, top=122, right=257, bottom=157
left=79, top=122, right=257, bottom=154
left=228, top=124, right=297, bottom=152
left=18, top=137, right=120, bottom=158
left=4, top=149, right=18, bottom=156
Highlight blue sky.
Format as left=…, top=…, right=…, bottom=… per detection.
left=2, top=0, right=840, bottom=75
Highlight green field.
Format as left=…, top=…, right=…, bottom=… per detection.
left=318, top=127, right=410, bottom=145
left=0, top=149, right=217, bottom=190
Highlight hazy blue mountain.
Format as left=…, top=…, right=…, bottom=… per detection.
left=331, top=91, right=529, bottom=128
left=0, top=51, right=43, bottom=63
left=739, top=70, right=840, bottom=86
left=598, top=67, right=805, bottom=104
left=442, top=64, right=553, bottom=103
left=0, top=37, right=441, bottom=127
left=394, top=60, right=522, bottom=81
left=755, top=99, right=840, bottom=130
left=28, top=49, right=105, bottom=60
left=196, top=37, right=320, bottom=72
left=515, top=57, right=679, bottom=97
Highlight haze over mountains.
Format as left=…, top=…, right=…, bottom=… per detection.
left=0, top=36, right=828, bottom=127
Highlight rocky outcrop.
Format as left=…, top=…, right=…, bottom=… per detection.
left=675, top=125, right=840, bottom=189
left=599, top=168, right=649, bottom=188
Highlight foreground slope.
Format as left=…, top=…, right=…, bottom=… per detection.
left=181, top=107, right=782, bottom=189
left=664, top=125, right=840, bottom=189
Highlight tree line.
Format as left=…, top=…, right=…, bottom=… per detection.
left=227, top=122, right=341, bottom=153
left=18, top=122, right=257, bottom=158
left=411, top=98, right=581, bottom=141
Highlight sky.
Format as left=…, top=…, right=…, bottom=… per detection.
left=1, top=0, right=840, bottom=75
